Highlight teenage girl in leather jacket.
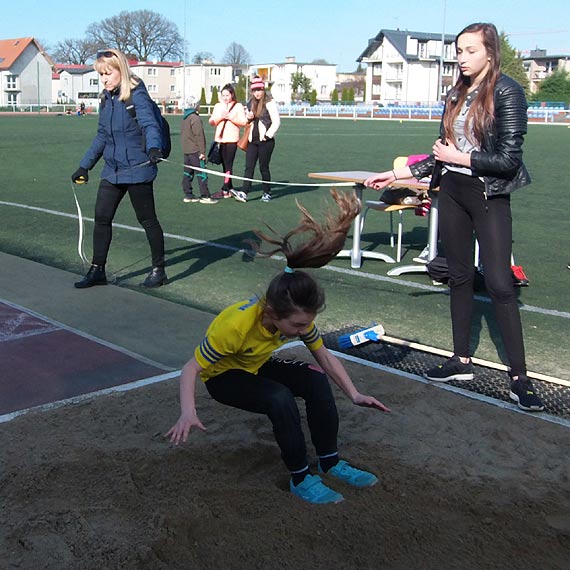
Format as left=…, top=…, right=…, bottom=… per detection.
left=365, top=22, right=544, bottom=412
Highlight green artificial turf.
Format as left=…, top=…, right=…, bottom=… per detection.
left=0, top=114, right=568, bottom=379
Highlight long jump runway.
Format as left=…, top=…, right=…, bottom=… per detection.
left=0, top=300, right=173, bottom=419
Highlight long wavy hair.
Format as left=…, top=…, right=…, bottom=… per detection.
left=442, top=23, right=501, bottom=145
left=250, top=189, right=360, bottom=318
left=94, top=48, right=140, bottom=102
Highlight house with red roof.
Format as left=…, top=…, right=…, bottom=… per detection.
left=0, top=37, right=54, bottom=108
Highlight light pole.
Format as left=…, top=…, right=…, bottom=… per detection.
left=437, top=0, right=447, bottom=103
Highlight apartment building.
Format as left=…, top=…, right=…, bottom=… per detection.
left=357, top=29, right=458, bottom=105
left=523, top=49, right=570, bottom=94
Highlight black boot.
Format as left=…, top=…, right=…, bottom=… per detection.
left=141, top=266, right=167, bottom=288
left=74, top=264, right=107, bottom=289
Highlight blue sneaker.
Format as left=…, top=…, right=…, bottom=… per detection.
left=319, top=460, right=378, bottom=488
left=289, top=474, right=344, bottom=504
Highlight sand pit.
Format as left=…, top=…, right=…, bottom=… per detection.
left=1, top=347, right=569, bottom=570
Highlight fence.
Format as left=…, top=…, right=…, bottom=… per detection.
left=2, top=103, right=569, bottom=124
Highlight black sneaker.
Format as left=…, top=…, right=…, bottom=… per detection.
left=424, top=355, right=474, bottom=382
left=509, top=376, right=545, bottom=412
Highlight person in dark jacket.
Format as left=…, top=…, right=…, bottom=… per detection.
left=364, top=23, right=544, bottom=412
left=180, top=98, right=217, bottom=204
left=71, top=48, right=167, bottom=289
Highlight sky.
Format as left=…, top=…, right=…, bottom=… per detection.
left=2, top=0, right=569, bottom=71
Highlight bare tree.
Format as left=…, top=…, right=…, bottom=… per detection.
left=222, top=42, right=251, bottom=65
left=85, top=10, right=183, bottom=61
left=51, top=39, right=98, bottom=65
left=192, top=51, right=215, bottom=64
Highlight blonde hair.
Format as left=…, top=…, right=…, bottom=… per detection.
left=94, top=48, right=140, bottom=101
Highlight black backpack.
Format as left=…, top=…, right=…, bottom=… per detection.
left=99, top=93, right=172, bottom=159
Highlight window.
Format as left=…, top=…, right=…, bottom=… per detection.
left=373, top=64, right=382, bottom=76
left=320, top=85, right=327, bottom=95
left=170, top=84, right=175, bottom=92
left=8, top=93, right=17, bottom=105
left=89, top=78, right=99, bottom=86
left=148, top=68, right=157, bottom=76
left=6, top=75, right=17, bottom=89
left=418, top=42, right=427, bottom=58
left=147, top=84, right=157, bottom=93
left=170, top=69, right=176, bottom=76
left=443, top=64, right=453, bottom=76
left=210, top=67, right=221, bottom=76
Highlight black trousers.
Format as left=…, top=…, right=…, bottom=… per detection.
left=92, top=179, right=165, bottom=268
left=205, top=357, right=339, bottom=473
left=220, top=142, right=237, bottom=190
left=182, top=152, right=210, bottom=197
left=438, top=171, right=525, bottom=376
left=241, top=138, right=276, bottom=194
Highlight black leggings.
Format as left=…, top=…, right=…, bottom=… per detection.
left=220, top=143, right=238, bottom=190
left=92, top=179, right=165, bottom=268
left=205, top=357, right=339, bottom=473
left=241, top=138, right=276, bottom=194
left=438, top=171, right=525, bottom=376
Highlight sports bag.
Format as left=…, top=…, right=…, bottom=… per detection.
left=207, top=141, right=223, bottom=165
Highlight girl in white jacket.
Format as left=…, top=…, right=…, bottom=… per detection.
left=234, top=76, right=281, bottom=203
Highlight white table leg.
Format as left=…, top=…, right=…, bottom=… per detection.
left=336, top=183, right=396, bottom=268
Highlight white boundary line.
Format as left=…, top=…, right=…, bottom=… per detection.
left=2, top=199, right=569, bottom=320
left=1, top=341, right=568, bottom=430
left=0, top=370, right=180, bottom=424
left=0, top=298, right=175, bottom=372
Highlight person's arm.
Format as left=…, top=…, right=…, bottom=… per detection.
left=209, top=103, right=222, bottom=126
left=230, top=103, right=247, bottom=127
left=131, top=84, right=162, bottom=151
left=265, top=101, right=281, bottom=139
left=310, top=345, right=390, bottom=412
left=432, top=138, right=471, bottom=167
left=165, top=357, right=207, bottom=444
left=364, top=166, right=413, bottom=190
left=190, top=116, right=207, bottom=156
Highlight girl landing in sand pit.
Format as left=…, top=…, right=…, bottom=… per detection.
left=166, top=189, right=390, bottom=504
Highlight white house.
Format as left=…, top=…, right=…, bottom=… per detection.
left=357, top=29, right=458, bottom=105
left=0, top=37, right=54, bottom=107
left=53, top=64, right=100, bottom=108
left=252, top=57, right=337, bottom=104
left=173, top=63, right=236, bottom=107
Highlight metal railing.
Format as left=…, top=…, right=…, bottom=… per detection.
left=2, top=103, right=569, bottom=124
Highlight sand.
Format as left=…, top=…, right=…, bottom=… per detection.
left=1, top=347, right=569, bottom=570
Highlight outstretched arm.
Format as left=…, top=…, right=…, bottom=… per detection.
left=311, top=346, right=390, bottom=412
left=165, top=357, right=207, bottom=444
left=364, top=165, right=413, bottom=191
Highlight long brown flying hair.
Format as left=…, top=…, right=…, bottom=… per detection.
left=250, top=189, right=360, bottom=317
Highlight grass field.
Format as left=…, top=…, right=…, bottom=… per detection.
left=0, top=114, right=568, bottom=379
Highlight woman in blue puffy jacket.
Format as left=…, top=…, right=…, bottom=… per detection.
left=71, top=48, right=167, bottom=289
left=364, top=23, right=544, bottom=413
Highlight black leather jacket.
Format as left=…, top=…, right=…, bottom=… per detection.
left=409, top=74, right=531, bottom=196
